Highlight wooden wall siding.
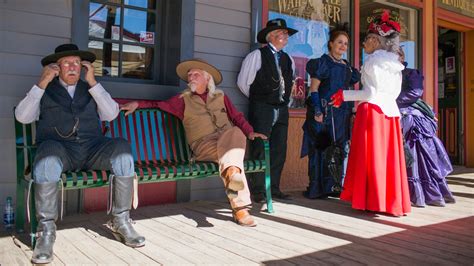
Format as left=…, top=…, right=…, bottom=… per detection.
left=194, top=20, right=250, bottom=43
left=1, top=9, right=71, bottom=38
left=2, top=31, right=69, bottom=57
left=191, top=0, right=252, bottom=200
left=195, top=2, right=251, bottom=28
left=0, top=1, right=73, bottom=206
left=280, top=115, right=309, bottom=191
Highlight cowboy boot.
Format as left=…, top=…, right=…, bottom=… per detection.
left=31, top=182, right=58, bottom=264
left=232, top=208, right=257, bottom=227
left=223, top=166, right=245, bottom=192
left=107, top=175, right=145, bottom=248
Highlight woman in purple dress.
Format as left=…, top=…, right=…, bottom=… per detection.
left=396, top=49, right=455, bottom=207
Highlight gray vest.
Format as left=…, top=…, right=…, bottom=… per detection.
left=36, top=78, right=102, bottom=143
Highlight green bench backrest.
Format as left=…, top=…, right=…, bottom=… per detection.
left=15, top=110, right=191, bottom=165
left=103, top=109, right=190, bottom=165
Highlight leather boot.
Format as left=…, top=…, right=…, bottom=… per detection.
left=223, top=166, right=245, bottom=192
left=107, top=175, right=145, bottom=248
left=232, top=208, right=257, bottom=227
left=31, top=182, right=58, bottom=264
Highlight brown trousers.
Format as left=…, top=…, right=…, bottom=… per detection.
left=190, top=126, right=252, bottom=209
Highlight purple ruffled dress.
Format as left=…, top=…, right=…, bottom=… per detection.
left=396, top=64, right=455, bottom=207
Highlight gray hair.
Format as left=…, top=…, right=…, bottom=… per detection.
left=180, top=69, right=217, bottom=98
left=203, top=71, right=217, bottom=97
left=376, top=33, right=400, bottom=54
left=265, top=32, right=273, bottom=43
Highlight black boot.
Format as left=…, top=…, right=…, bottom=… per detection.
left=107, top=175, right=145, bottom=248
left=31, top=182, right=58, bottom=264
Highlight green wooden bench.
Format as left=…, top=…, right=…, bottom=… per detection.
left=15, top=109, right=273, bottom=245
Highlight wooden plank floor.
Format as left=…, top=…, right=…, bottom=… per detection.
left=1, top=167, right=473, bottom=265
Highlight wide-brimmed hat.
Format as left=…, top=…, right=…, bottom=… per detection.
left=176, top=59, right=222, bottom=85
left=257, top=18, right=298, bottom=44
left=41, top=43, right=96, bottom=66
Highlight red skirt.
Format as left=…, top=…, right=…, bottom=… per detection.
left=340, top=103, right=411, bottom=216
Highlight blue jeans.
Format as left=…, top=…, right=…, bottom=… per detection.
left=33, top=137, right=134, bottom=183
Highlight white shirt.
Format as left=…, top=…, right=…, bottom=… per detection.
left=343, top=50, right=404, bottom=117
left=15, top=79, right=120, bottom=124
left=237, top=43, right=295, bottom=98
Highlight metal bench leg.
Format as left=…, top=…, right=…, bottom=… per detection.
left=15, top=179, right=27, bottom=233
left=30, top=184, right=37, bottom=248
left=263, top=140, right=274, bottom=213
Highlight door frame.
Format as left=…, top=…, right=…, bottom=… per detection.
left=436, top=8, right=474, bottom=166
left=437, top=29, right=463, bottom=164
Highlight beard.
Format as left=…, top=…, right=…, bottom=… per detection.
left=188, top=82, right=197, bottom=92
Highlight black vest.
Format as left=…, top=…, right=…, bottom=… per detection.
left=36, top=78, right=102, bottom=143
left=249, top=46, right=293, bottom=105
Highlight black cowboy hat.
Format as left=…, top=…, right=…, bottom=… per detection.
left=41, top=43, right=96, bottom=66
left=176, top=58, right=223, bottom=85
left=257, top=18, right=298, bottom=44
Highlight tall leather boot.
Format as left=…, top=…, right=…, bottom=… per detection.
left=31, top=182, right=58, bottom=264
left=107, top=175, right=145, bottom=248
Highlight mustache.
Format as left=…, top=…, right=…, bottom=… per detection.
left=65, top=70, right=79, bottom=75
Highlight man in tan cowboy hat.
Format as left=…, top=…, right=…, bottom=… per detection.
left=120, top=59, right=267, bottom=226
left=15, top=43, right=145, bottom=264
left=237, top=18, right=298, bottom=203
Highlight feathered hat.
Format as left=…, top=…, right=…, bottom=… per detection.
left=367, top=9, right=401, bottom=37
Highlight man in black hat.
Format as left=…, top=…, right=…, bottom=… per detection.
left=15, top=44, right=145, bottom=264
left=237, top=18, right=298, bottom=202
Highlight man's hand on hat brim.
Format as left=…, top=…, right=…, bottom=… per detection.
left=37, top=63, right=60, bottom=90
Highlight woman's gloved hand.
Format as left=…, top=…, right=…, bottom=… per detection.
left=330, top=89, right=344, bottom=108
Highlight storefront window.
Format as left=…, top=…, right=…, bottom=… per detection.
left=88, top=0, right=157, bottom=80
left=268, top=0, right=352, bottom=108
left=359, top=1, right=419, bottom=68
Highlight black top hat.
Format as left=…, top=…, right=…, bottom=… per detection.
left=257, top=18, right=298, bottom=44
left=41, top=44, right=96, bottom=66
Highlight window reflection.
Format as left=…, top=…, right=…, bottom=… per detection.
left=121, top=45, right=154, bottom=79
left=268, top=0, right=351, bottom=109
left=88, top=41, right=119, bottom=77
left=125, top=0, right=156, bottom=9
left=124, top=8, right=156, bottom=44
left=89, top=4, right=121, bottom=41
left=89, top=1, right=157, bottom=80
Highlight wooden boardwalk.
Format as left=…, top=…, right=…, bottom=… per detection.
left=1, top=168, right=473, bottom=265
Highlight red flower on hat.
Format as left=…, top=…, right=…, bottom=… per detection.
left=388, top=20, right=401, bottom=32
left=381, top=9, right=390, bottom=22
left=368, top=22, right=376, bottom=32
left=380, top=24, right=392, bottom=33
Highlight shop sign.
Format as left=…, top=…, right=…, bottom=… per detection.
left=438, top=0, right=474, bottom=18
left=140, top=31, right=155, bottom=44
left=274, top=0, right=342, bottom=23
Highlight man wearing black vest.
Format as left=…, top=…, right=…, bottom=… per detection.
left=15, top=44, right=145, bottom=264
left=237, top=19, right=297, bottom=202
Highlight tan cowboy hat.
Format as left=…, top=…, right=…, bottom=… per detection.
left=41, top=43, right=96, bottom=66
left=257, top=18, right=298, bottom=44
left=176, top=58, right=223, bottom=85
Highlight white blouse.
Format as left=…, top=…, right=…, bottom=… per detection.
left=343, top=49, right=404, bottom=117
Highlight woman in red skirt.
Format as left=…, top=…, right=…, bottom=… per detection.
left=331, top=9, right=411, bottom=216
